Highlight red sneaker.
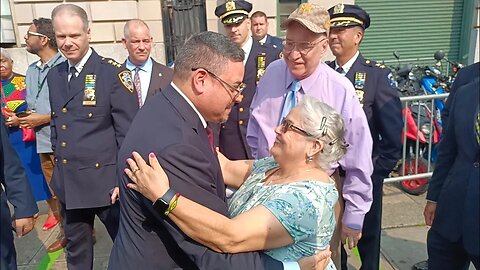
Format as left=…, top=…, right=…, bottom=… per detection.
left=42, top=214, right=60, bottom=231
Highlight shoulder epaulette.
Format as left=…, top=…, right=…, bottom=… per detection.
left=102, top=57, right=122, bottom=68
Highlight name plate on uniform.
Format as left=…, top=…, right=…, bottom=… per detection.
left=83, top=74, right=96, bottom=106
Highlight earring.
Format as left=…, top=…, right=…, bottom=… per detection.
left=306, top=155, right=314, bottom=162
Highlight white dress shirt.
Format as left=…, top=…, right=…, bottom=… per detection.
left=335, top=50, right=360, bottom=76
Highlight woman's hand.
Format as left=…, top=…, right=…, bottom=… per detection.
left=125, top=151, right=170, bottom=202
left=4, top=114, right=20, bottom=128
left=298, top=247, right=332, bottom=270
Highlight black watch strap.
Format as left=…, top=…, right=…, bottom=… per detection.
left=161, top=188, right=176, bottom=205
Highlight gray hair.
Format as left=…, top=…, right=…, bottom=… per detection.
left=51, top=4, right=89, bottom=31
left=123, top=19, right=150, bottom=40
left=0, top=48, right=12, bottom=61
left=174, top=31, right=244, bottom=80
left=298, top=96, right=348, bottom=170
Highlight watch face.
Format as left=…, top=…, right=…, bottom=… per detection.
left=152, top=199, right=169, bottom=215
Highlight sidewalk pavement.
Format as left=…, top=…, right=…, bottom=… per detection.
left=12, top=183, right=470, bottom=270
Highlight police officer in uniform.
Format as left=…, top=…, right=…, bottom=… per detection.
left=215, top=0, right=281, bottom=160
left=47, top=4, right=138, bottom=270
left=326, top=4, right=403, bottom=270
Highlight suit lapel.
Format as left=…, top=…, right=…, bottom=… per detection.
left=147, top=60, right=162, bottom=97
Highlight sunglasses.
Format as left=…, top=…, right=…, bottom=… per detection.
left=26, top=31, right=49, bottom=39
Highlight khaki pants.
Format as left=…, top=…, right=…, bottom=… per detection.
left=39, top=153, right=55, bottom=195
left=330, top=171, right=344, bottom=269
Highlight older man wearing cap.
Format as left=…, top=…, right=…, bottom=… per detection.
left=214, top=0, right=281, bottom=160
left=247, top=3, right=373, bottom=267
left=326, top=4, right=403, bottom=270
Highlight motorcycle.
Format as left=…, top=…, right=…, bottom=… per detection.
left=390, top=51, right=444, bottom=195
left=398, top=102, right=441, bottom=195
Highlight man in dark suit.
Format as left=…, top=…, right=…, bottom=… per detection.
left=326, top=4, right=403, bottom=269
left=251, top=11, right=283, bottom=50
left=424, top=77, right=479, bottom=269
left=122, top=19, right=173, bottom=108
left=0, top=117, right=38, bottom=270
left=109, top=31, right=322, bottom=270
left=441, top=62, right=479, bottom=128
left=215, top=0, right=281, bottom=160
left=48, top=4, right=138, bottom=269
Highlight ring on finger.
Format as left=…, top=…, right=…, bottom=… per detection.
left=132, top=168, right=140, bottom=174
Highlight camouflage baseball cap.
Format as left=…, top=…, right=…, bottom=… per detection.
left=280, top=3, right=330, bottom=35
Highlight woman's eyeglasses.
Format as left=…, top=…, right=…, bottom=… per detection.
left=280, top=117, right=313, bottom=137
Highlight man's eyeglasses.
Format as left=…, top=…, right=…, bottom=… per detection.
left=280, top=117, right=314, bottom=137
left=282, top=38, right=327, bottom=55
left=191, top=67, right=246, bottom=100
left=26, top=31, right=49, bottom=39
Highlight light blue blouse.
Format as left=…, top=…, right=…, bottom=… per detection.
left=228, top=157, right=338, bottom=269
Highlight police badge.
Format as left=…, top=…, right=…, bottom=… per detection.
left=118, top=70, right=134, bottom=93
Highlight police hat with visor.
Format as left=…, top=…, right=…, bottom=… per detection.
left=328, top=3, right=370, bottom=29
left=215, top=0, right=253, bottom=25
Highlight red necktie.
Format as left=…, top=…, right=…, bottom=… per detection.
left=206, top=127, right=214, bottom=153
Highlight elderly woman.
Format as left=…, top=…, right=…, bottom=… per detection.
left=0, top=48, right=52, bottom=217
left=126, top=96, right=347, bottom=269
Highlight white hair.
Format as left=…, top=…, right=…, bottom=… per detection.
left=0, top=48, right=13, bottom=61
left=298, top=95, right=348, bottom=170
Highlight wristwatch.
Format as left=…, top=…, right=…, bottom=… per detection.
left=152, top=188, right=176, bottom=216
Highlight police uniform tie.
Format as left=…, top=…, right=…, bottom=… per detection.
left=134, top=67, right=143, bottom=107
left=476, top=110, right=480, bottom=145
left=206, top=126, right=215, bottom=153
left=336, top=66, right=345, bottom=75
left=279, top=80, right=301, bottom=123
left=68, top=66, right=77, bottom=85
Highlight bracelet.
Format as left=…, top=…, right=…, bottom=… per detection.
left=164, top=193, right=181, bottom=216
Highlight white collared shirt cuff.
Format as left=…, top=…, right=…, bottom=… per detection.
left=282, top=262, right=300, bottom=270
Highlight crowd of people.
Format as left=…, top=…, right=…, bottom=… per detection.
left=0, top=1, right=478, bottom=270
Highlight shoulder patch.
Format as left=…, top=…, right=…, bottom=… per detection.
left=102, top=57, right=122, bottom=68
left=118, top=70, right=134, bottom=93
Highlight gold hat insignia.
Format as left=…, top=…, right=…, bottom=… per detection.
left=298, top=3, right=313, bottom=14
left=226, top=1, right=236, bottom=12
left=333, top=3, right=344, bottom=14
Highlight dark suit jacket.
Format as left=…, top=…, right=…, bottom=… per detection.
left=219, top=39, right=281, bottom=160
left=426, top=78, right=479, bottom=255
left=328, top=54, right=403, bottom=175
left=265, top=34, right=283, bottom=50
left=47, top=49, right=138, bottom=210
left=441, top=62, right=479, bottom=128
left=109, top=85, right=283, bottom=270
left=1, top=117, right=38, bottom=270
left=122, top=58, right=174, bottom=102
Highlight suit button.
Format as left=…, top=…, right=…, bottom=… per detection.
left=88, top=112, right=93, bottom=118
left=61, top=124, right=67, bottom=130
left=61, top=142, right=67, bottom=147
left=239, top=120, right=244, bottom=125
left=239, top=107, right=244, bottom=112
left=52, top=111, right=56, bottom=116
left=474, top=162, right=479, bottom=168
left=62, top=108, right=67, bottom=113
left=95, top=162, right=100, bottom=168
left=54, top=158, right=58, bottom=162
left=62, top=159, right=68, bottom=164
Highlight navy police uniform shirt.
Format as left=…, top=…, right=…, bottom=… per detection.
left=47, top=49, right=139, bottom=210
left=219, top=40, right=281, bottom=160
left=328, top=54, right=403, bottom=174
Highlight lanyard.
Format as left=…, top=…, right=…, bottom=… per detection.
left=31, top=56, right=61, bottom=111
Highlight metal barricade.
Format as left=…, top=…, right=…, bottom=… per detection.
left=384, top=93, right=449, bottom=183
